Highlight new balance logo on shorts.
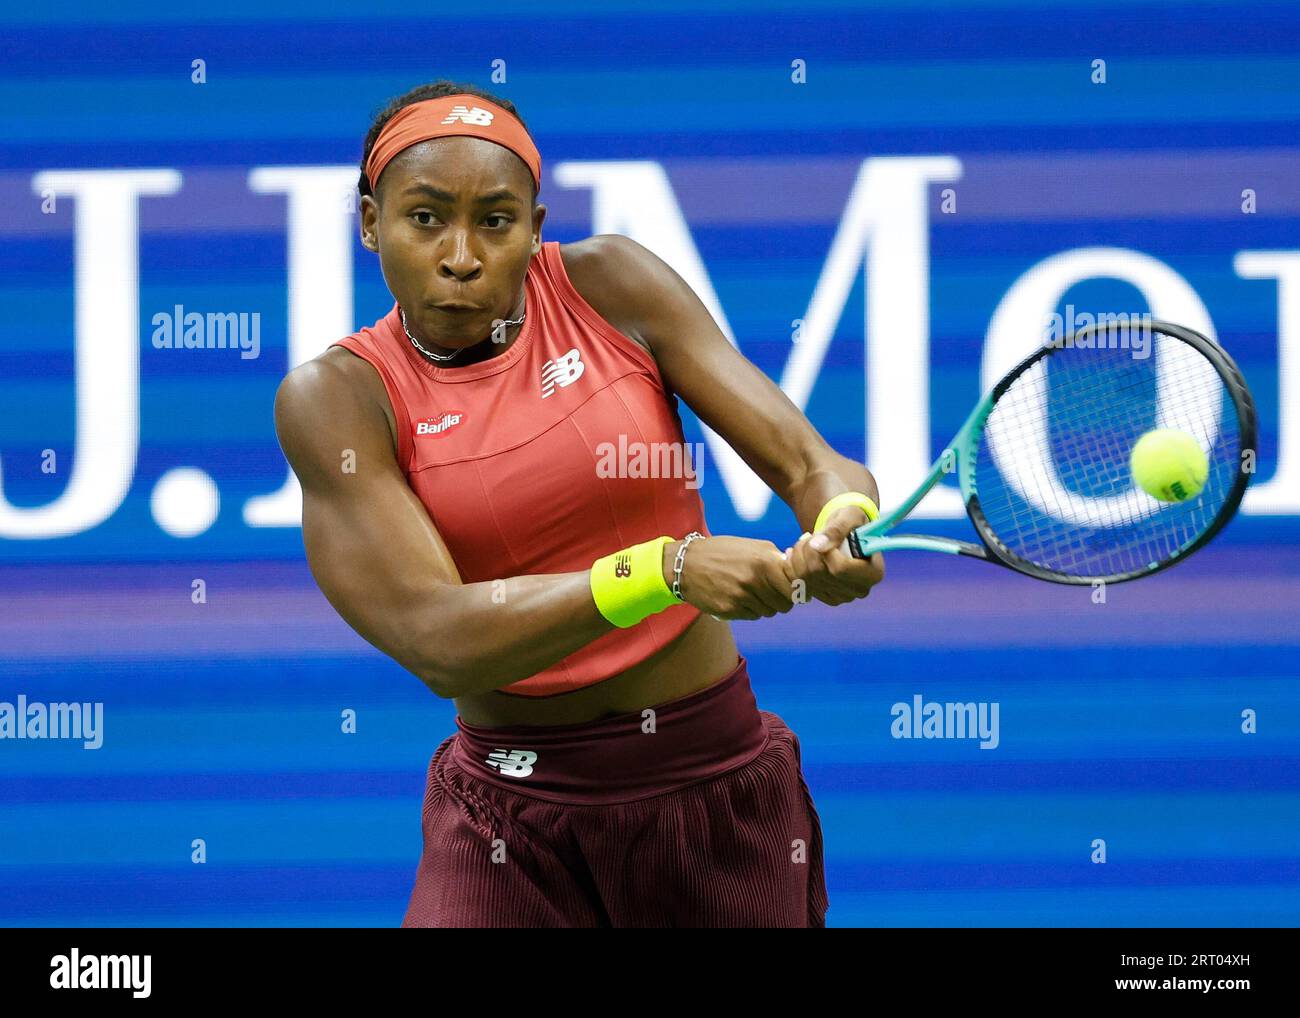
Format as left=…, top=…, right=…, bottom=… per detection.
left=486, top=749, right=538, bottom=777
left=441, top=105, right=494, bottom=126
left=541, top=347, right=584, bottom=398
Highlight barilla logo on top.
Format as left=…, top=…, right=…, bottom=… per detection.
left=414, top=410, right=467, bottom=438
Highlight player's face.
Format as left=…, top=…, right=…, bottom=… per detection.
left=362, top=135, right=545, bottom=350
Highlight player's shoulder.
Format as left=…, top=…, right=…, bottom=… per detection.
left=557, top=235, right=670, bottom=356
left=274, top=346, right=392, bottom=454
left=277, top=346, right=375, bottom=415
left=558, top=234, right=663, bottom=296
left=558, top=232, right=645, bottom=268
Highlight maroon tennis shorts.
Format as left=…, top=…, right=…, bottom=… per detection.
left=400, top=653, right=829, bottom=928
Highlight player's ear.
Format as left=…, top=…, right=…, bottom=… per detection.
left=359, top=194, right=380, bottom=253
left=530, top=204, right=547, bottom=252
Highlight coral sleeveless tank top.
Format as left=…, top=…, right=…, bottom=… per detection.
left=331, top=241, right=708, bottom=697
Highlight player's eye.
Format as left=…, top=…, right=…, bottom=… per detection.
left=485, top=214, right=511, bottom=228
left=412, top=211, right=438, bottom=226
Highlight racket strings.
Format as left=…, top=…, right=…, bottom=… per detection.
left=972, top=331, right=1242, bottom=579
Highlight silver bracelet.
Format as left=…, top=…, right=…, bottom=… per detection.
left=672, top=531, right=705, bottom=601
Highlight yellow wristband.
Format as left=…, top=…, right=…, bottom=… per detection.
left=813, top=491, right=880, bottom=535
left=590, top=535, right=678, bottom=628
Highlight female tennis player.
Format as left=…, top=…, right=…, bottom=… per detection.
left=274, top=80, right=885, bottom=928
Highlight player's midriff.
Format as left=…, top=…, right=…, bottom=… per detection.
left=456, top=610, right=741, bottom=726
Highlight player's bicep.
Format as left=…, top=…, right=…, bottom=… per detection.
left=274, top=358, right=461, bottom=674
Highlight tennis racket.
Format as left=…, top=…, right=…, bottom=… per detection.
left=842, top=319, right=1257, bottom=584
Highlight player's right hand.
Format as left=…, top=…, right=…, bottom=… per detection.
left=668, top=535, right=798, bottom=621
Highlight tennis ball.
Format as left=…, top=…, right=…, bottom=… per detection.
left=1129, top=429, right=1209, bottom=502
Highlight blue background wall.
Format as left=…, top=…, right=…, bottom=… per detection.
left=2, top=1, right=1298, bottom=926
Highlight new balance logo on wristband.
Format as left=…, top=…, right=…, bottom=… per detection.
left=614, top=552, right=631, bottom=578
left=486, top=749, right=537, bottom=777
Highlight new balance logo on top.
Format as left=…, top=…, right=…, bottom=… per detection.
left=541, top=347, right=585, bottom=398
left=486, top=749, right=537, bottom=778
left=441, top=105, right=494, bottom=126
left=414, top=410, right=467, bottom=438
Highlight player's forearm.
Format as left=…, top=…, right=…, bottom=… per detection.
left=788, top=454, right=881, bottom=533
left=410, top=570, right=620, bottom=698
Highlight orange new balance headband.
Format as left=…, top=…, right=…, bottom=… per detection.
left=364, top=94, right=541, bottom=196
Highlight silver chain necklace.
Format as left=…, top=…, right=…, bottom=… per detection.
left=400, top=304, right=526, bottom=364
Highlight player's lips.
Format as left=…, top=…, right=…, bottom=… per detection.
left=433, top=302, right=481, bottom=312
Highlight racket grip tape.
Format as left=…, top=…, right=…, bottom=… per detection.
left=841, top=530, right=861, bottom=559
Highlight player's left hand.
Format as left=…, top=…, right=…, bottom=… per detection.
left=784, top=506, right=885, bottom=606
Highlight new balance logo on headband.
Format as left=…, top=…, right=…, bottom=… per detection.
left=441, top=105, right=495, bottom=126
left=486, top=749, right=537, bottom=778
left=542, top=347, right=585, bottom=398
